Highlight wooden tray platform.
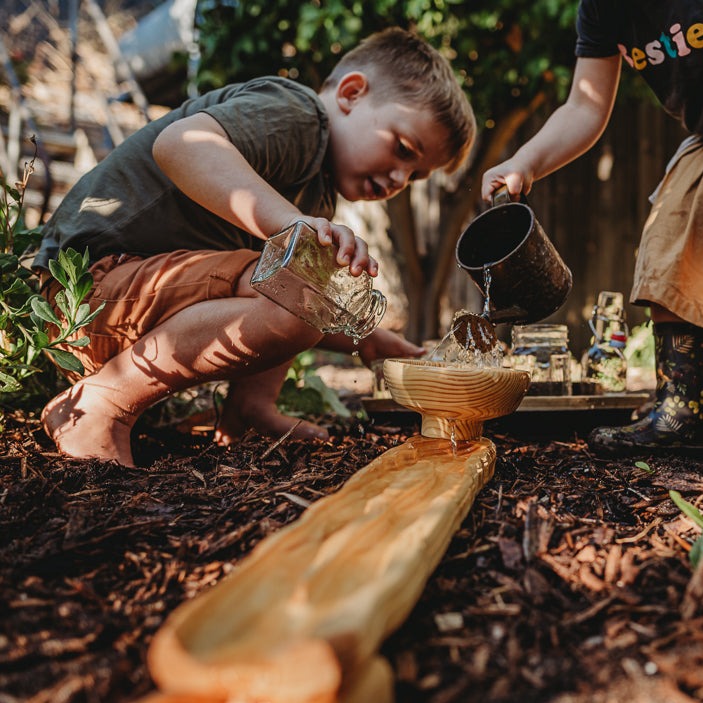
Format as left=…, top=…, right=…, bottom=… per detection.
left=362, top=392, right=652, bottom=439
left=363, top=392, right=650, bottom=414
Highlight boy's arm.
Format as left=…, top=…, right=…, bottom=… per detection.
left=482, top=55, right=621, bottom=201
left=319, top=328, right=425, bottom=368
left=152, top=112, right=377, bottom=277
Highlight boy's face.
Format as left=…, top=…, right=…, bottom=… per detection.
left=324, top=72, right=452, bottom=202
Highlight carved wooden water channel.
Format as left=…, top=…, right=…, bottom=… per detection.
left=139, top=362, right=530, bottom=703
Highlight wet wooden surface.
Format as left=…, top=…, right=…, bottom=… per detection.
left=147, top=436, right=495, bottom=703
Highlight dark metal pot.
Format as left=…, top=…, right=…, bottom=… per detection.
left=455, top=188, right=572, bottom=324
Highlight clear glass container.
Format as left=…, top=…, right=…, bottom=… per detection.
left=510, top=323, right=571, bottom=395
left=582, top=291, right=628, bottom=393
left=250, top=221, right=387, bottom=339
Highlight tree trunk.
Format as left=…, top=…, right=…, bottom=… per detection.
left=385, top=189, right=423, bottom=341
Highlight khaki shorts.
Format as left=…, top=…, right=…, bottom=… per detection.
left=631, top=138, right=703, bottom=325
left=42, top=248, right=261, bottom=381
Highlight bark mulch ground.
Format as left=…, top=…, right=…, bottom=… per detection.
left=1, top=406, right=703, bottom=703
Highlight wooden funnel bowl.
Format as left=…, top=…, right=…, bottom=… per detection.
left=383, top=359, right=530, bottom=440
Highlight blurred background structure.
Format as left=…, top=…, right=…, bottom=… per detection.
left=0, top=0, right=687, bottom=358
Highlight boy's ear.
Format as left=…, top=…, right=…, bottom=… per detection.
left=336, top=71, right=369, bottom=114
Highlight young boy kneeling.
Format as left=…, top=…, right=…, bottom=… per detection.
left=35, top=27, right=476, bottom=467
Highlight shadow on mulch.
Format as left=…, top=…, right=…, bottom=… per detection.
left=1, top=410, right=702, bottom=703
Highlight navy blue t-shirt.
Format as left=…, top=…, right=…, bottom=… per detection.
left=576, top=0, right=703, bottom=134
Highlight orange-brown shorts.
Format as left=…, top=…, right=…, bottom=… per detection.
left=42, top=248, right=261, bottom=380
left=631, top=137, right=703, bottom=325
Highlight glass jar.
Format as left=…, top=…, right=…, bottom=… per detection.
left=510, top=323, right=571, bottom=395
left=251, top=221, right=387, bottom=339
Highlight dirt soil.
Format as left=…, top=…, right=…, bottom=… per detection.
left=1, top=401, right=703, bottom=703
left=2, top=4, right=703, bottom=701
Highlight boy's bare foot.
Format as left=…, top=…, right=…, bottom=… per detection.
left=42, top=383, right=136, bottom=467
left=213, top=364, right=330, bottom=446
left=214, top=396, right=329, bottom=446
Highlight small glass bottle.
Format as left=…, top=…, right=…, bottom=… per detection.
left=582, top=291, right=628, bottom=393
left=250, top=221, right=387, bottom=339
left=510, top=323, right=571, bottom=395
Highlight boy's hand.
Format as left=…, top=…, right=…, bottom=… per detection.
left=292, top=216, right=379, bottom=278
left=355, top=328, right=424, bottom=368
left=319, top=329, right=424, bottom=366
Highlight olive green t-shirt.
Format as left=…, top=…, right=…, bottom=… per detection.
left=34, top=77, right=336, bottom=268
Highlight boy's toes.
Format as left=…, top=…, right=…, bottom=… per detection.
left=213, top=426, right=239, bottom=446
left=289, top=419, right=329, bottom=441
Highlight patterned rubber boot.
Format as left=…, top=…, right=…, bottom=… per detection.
left=588, top=322, right=703, bottom=457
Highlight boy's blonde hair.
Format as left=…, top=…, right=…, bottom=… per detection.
left=322, top=27, right=475, bottom=173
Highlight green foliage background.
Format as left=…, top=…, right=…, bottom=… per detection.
left=195, top=0, right=580, bottom=129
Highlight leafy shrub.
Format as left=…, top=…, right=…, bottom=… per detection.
left=0, top=139, right=103, bottom=408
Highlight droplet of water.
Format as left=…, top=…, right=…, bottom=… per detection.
left=482, top=265, right=492, bottom=319
left=449, top=419, right=457, bottom=452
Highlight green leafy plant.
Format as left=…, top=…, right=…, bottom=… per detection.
left=669, top=490, right=703, bottom=568
left=277, top=350, right=351, bottom=419
left=0, top=140, right=104, bottom=400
